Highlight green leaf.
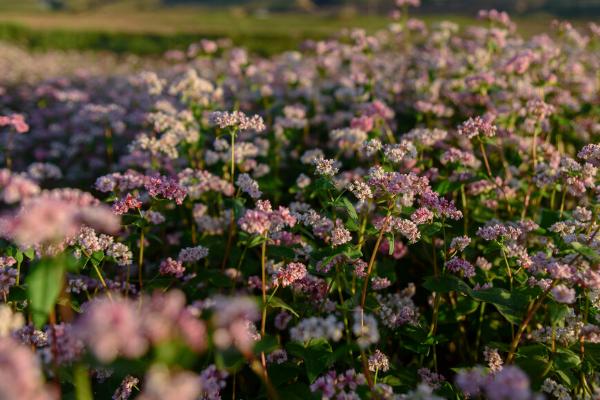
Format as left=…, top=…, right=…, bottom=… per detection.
left=277, top=383, right=316, bottom=400
left=555, top=369, right=578, bottom=387
left=268, top=363, right=303, bottom=387
left=303, top=340, right=333, bottom=382
left=548, top=303, right=570, bottom=325
left=345, top=217, right=359, bottom=232
left=254, top=335, right=278, bottom=355
left=268, top=245, right=296, bottom=260
left=570, top=242, right=600, bottom=263
left=247, top=235, right=267, bottom=248
left=386, top=233, right=395, bottom=255
left=423, top=274, right=472, bottom=294
left=286, top=339, right=333, bottom=383
left=90, top=251, right=104, bottom=267
left=470, top=287, right=530, bottom=325
left=24, top=248, right=35, bottom=260
left=340, top=197, right=358, bottom=222
left=73, top=364, right=93, bottom=400
left=26, top=258, right=66, bottom=328
left=419, top=222, right=443, bottom=237
left=554, top=348, right=581, bottom=370
left=540, top=208, right=561, bottom=229
left=15, top=250, right=23, bottom=265
left=268, top=296, right=299, bottom=317
left=435, top=180, right=451, bottom=195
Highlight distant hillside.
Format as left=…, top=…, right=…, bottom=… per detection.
left=160, top=0, right=600, bottom=16
left=22, top=0, right=600, bottom=16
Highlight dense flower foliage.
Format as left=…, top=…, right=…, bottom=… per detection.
left=0, top=4, right=600, bottom=399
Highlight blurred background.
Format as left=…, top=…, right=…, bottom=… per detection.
left=0, top=0, right=598, bottom=55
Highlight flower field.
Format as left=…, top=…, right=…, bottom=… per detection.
left=0, top=1, right=600, bottom=399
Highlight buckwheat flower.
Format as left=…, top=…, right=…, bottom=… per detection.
left=0, top=197, right=119, bottom=248
left=418, top=368, right=445, bottom=389
left=457, top=116, right=496, bottom=139
left=140, top=290, right=207, bottom=352
left=378, top=239, right=408, bottom=259
left=353, top=308, right=380, bottom=348
left=0, top=305, right=24, bottom=337
left=331, top=219, right=352, bottom=247
left=211, top=296, right=260, bottom=353
left=0, top=337, right=57, bottom=400
left=349, top=259, right=367, bottom=278
left=368, top=349, right=390, bottom=372
left=383, top=140, right=417, bottom=164
left=313, top=157, right=340, bottom=178
left=474, top=283, right=494, bottom=290
left=351, top=115, right=374, bottom=132
left=446, top=257, right=476, bottom=278
left=300, top=149, right=324, bottom=165
left=144, top=176, right=187, bottom=205
left=572, top=206, right=592, bottom=222
left=112, top=375, right=139, bottom=400
left=440, top=148, right=480, bottom=168
left=209, top=110, right=265, bottom=133
left=0, top=169, right=40, bottom=204
left=364, top=100, right=395, bottom=120
left=178, top=246, right=209, bottom=263
left=26, top=163, right=62, bottom=181
left=411, top=207, right=434, bottom=224
left=540, top=378, right=571, bottom=400
left=551, top=284, right=576, bottom=304
left=142, top=210, right=165, bottom=225
left=14, top=324, right=48, bottom=348
left=371, top=277, right=391, bottom=290
left=581, top=325, right=600, bottom=344
left=392, top=218, right=420, bottom=243
left=75, top=226, right=111, bottom=254
left=455, top=367, right=487, bottom=397
left=420, top=190, right=463, bottom=220
left=191, top=366, right=227, bottom=400
left=296, top=173, right=311, bottom=189
left=236, top=173, right=262, bottom=199
left=0, top=113, right=29, bottom=133
left=159, top=257, right=185, bottom=278
left=238, top=208, right=270, bottom=236
left=274, top=312, right=292, bottom=330
left=478, top=8, right=514, bottom=29
left=484, top=347, right=503, bottom=373
left=330, top=127, right=368, bottom=152
left=138, top=365, right=201, bottom=400
left=290, top=316, right=344, bottom=343
left=43, top=323, right=84, bottom=365
left=576, top=144, right=600, bottom=171
left=484, top=366, right=531, bottom=400
left=348, top=180, right=372, bottom=201
left=75, top=296, right=148, bottom=363
left=93, top=368, right=114, bottom=383
left=112, top=193, right=142, bottom=215
left=0, top=263, right=17, bottom=298
left=476, top=223, right=522, bottom=242
left=526, top=99, right=555, bottom=120
left=396, top=0, right=420, bottom=7
left=362, top=139, right=382, bottom=157
left=310, top=369, right=367, bottom=400
left=450, top=236, right=471, bottom=252
left=178, top=169, right=234, bottom=199
left=267, top=349, right=288, bottom=365
left=275, top=262, right=307, bottom=287
left=270, top=205, right=297, bottom=231
left=107, top=242, right=133, bottom=266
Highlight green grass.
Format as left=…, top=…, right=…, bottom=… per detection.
left=0, top=2, right=594, bottom=55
